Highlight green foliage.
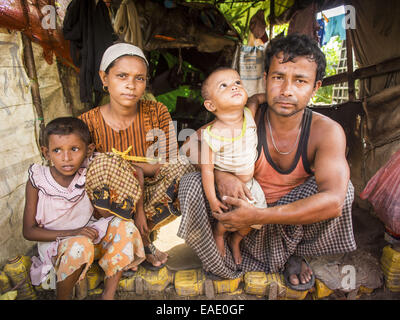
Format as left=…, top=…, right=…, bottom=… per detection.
left=312, top=36, right=342, bottom=105
left=181, top=0, right=294, bottom=43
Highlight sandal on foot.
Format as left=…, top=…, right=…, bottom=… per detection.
left=283, top=255, right=315, bottom=291
left=141, top=244, right=166, bottom=271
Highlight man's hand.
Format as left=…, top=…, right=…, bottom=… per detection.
left=212, top=196, right=258, bottom=231
left=215, top=171, right=253, bottom=202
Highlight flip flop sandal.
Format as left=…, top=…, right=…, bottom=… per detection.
left=141, top=244, right=166, bottom=271
left=283, top=255, right=315, bottom=291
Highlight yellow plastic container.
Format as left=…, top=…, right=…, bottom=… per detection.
left=244, top=272, right=309, bottom=300
left=136, top=266, right=172, bottom=292
left=312, top=279, right=334, bottom=299
left=20, top=256, right=32, bottom=272
left=174, top=269, right=205, bottom=296
left=244, top=271, right=269, bottom=296
left=118, top=275, right=136, bottom=292
left=380, top=245, right=400, bottom=292
left=86, top=263, right=104, bottom=290
left=3, top=256, right=37, bottom=300
left=88, top=287, right=104, bottom=296
left=0, top=290, right=18, bottom=300
left=0, top=271, right=12, bottom=294
left=212, top=276, right=242, bottom=294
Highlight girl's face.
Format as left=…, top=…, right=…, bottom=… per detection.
left=41, top=133, right=93, bottom=184
left=100, top=56, right=147, bottom=109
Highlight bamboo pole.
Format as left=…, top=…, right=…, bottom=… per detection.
left=21, top=33, right=45, bottom=144
left=346, top=30, right=355, bottom=101
left=269, top=0, right=275, bottom=40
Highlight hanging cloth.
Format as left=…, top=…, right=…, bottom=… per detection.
left=323, top=14, right=346, bottom=45
left=287, top=2, right=319, bottom=42
left=114, top=0, right=144, bottom=49
left=63, top=0, right=116, bottom=106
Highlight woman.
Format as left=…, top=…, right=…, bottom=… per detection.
left=79, top=43, right=195, bottom=269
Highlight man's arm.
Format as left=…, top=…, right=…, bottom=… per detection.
left=214, top=117, right=350, bottom=230
left=247, top=93, right=267, bottom=118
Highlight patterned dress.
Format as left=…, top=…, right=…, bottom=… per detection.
left=28, top=163, right=145, bottom=285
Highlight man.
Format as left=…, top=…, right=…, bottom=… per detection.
left=178, top=33, right=356, bottom=290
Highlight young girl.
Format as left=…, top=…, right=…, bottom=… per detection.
left=200, top=67, right=267, bottom=265
left=23, top=117, right=145, bottom=300
left=79, top=43, right=195, bottom=270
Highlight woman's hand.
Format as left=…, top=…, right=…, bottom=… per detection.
left=212, top=196, right=258, bottom=231
left=214, top=171, right=253, bottom=202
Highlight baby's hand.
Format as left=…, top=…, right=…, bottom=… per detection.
left=210, top=199, right=228, bottom=214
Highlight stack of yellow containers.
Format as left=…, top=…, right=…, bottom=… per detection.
left=174, top=269, right=205, bottom=296
left=244, top=272, right=309, bottom=300
left=136, top=265, right=173, bottom=292
left=380, top=245, right=400, bottom=292
left=3, top=255, right=36, bottom=300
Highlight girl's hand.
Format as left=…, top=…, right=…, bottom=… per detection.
left=94, top=208, right=113, bottom=219
left=134, top=209, right=149, bottom=238
left=209, top=198, right=228, bottom=214
left=74, top=227, right=99, bottom=241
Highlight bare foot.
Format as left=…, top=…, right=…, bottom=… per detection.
left=289, top=260, right=313, bottom=286
left=145, top=252, right=162, bottom=267
left=153, top=247, right=168, bottom=264
left=228, top=232, right=243, bottom=265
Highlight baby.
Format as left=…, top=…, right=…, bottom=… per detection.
left=200, top=67, right=267, bottom=265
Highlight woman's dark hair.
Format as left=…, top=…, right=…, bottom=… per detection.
left=40, top=117, right=92, bottom=147
left=265, top=33, right=326, bottom=84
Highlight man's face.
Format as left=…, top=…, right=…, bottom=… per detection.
left=265, top=52, right=321, bottom=117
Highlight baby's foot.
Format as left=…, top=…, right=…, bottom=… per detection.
left=213, top=232, right=226, bottom=257
left=228, top=232, right=243, bottom=265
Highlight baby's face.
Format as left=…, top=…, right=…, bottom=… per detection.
left=206, top=69, right=248, bottom=112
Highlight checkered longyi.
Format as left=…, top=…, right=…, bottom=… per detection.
left=177, top=172, right=357, bottom=279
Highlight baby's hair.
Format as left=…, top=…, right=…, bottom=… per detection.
left=201, top=67, right=237, bottom=100
left=40, top=117, right=92, bottom=148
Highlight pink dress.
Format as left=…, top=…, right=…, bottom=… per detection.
left=28, top=164, right=111, bottom=286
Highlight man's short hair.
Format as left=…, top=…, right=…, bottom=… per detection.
left=40, top=117, right=92, bottom=147
left=265, top=33, right=326, bottom=84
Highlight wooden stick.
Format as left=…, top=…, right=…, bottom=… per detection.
left=21, top=32, right=45, bottom=143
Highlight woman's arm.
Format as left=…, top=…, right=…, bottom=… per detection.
left=132, top=162, right=161, bottom=177
left=132, top=165, right=149, bottom=237
left=23, top=180, right=98, bottom=242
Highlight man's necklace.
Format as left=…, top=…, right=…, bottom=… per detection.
left=266, top=111, right=302, bottom=155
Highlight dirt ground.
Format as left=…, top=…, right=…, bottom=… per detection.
left=33, top=203, right=400, bottom=301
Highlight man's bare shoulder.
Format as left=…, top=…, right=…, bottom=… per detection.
left=307, top=110, right=347, bottom=163
left=310, top=110, right=345, bottom=138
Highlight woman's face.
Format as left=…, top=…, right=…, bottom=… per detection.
left=100, top=55, right=147, bottom=109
